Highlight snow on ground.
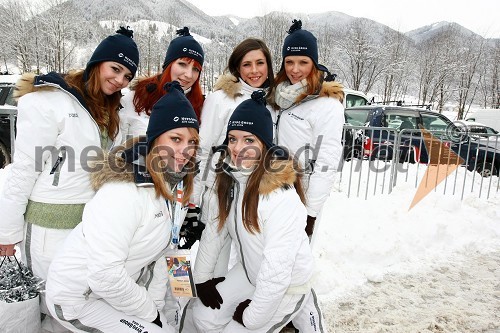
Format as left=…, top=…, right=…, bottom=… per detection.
left=1, top=161, right=499, bottom=332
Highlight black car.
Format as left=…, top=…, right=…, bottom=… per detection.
left=0, top=75, right=19, bottom=168
left=344, top=106, right=500, bottom=177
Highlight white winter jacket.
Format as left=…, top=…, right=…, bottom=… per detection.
left=46, top=149, right=188, bottom=322
left=120, top=89, right=150, bottom=141
left=0, top=73, right=122, bottom=244
left=194, top=159, right=314, bottom=329
left=271, top=82, right=345, bottom=217
left=193, top=74, right=271, bottom=206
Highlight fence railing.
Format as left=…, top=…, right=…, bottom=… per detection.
left=339, top=125, right=500, bottom=200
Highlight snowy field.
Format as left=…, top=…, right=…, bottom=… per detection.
left=1, top=162, right=499, bottom=333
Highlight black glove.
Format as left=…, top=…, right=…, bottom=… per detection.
left=233, top=299, right=251, bottom=326
left=152, top=311, right=162, bottom=328
left=305, top=215, right=316, bottom=237
left=195, top=277, right=225, bottom=309
left=179, top=205, right=205, bottom=250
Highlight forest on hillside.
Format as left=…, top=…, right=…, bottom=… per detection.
left=1, top=0, right=499, bottom=118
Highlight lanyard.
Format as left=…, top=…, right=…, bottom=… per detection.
left=168, top=180, right=184, bottom=249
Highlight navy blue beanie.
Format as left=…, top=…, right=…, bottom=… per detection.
left=224, top=90, right=274, bottom=150
left=281, top=19, right=328, bottom=73
left=84, top=26, right=139, bottom=82
left=162, top=27, right=204, bottom=70
left=146, top=81, right=199, bottom=152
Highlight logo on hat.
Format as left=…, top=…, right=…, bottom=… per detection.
left=183, top=48, right=187, bottom=52
left=287, top=47, right=290, bottom=51
left=118, top=53, right=124, bottom=58
left=173, top=116, right=179, bottom=122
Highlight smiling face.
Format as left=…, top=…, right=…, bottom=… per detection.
left=238, top=50, right=269, bottom=88
left=98, top=61, right=133, bottom=95
left=170, top=58, right=201, bottom=91
left=284, top=55, right=314, bottom=85
left=155, top=127, right=197, bottom=172
left=227, top=130, right=264, bottom=169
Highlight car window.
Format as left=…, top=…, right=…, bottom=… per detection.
left=383, top=113, right=417, bottom=130
left=345, top=94, right=368, bottom=108
left=345, top=109, right=370, bottom=126
left=0, top=84, right=16, bottom=106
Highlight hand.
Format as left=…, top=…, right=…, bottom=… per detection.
left=152, top=311, right=162, bottom=328
left=305, top=215, right=316, bottom=237
left=179, top=204, right=205, bottom=250
left=0, top=244, right=16, bottom=256
left=233, top=299, right=251, bottom=326
left=195, top=277, right=225, bottom=309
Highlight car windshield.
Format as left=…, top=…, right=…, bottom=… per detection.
left=345, top=109, right=370, bottom=126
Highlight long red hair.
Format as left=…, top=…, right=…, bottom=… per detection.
left=133, top=58, right=204, bottom=121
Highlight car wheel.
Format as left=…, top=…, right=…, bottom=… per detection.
left=0, top=141, right=10, bottom=168
left=476, top=161, right=497, bottom=178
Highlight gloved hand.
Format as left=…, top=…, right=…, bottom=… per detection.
left=195, top=277, right=225, bottom=309
left=233, top=299, right=251, bottom=326
left=179, top=204, right=205, bottom=250
left=152, top=311, right=162, bottom=328
left=305, top=215, right=316, bottom=237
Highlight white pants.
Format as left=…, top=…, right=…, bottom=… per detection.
left=179, top=263, right=327, bottom=333
left=22, top=223, right=73, bottom=333
left=46, top=296, right=175, bottom=333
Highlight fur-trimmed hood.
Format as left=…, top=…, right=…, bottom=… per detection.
left=319, top=81, right=345, bottom=103
left=258, top=159, right=298, bottom=195
left=90, top=151, right=135, bottom=192
left=213, top=73, right=242, bottom=99
left=13, top=72, right=90, bottom=110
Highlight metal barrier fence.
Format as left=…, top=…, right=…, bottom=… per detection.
left=339, top=125, right=500, bottom=200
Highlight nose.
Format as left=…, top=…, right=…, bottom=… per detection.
left=250, top=63, right=258, bottom=73
left=115, top=74, right=125, bottom=87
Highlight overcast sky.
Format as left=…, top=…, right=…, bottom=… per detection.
left=185, top=0, right=500, bottom=38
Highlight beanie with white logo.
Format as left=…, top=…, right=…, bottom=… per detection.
left=281, top=19, right=328, bottom=73
left=146, top=81, right=199, bottom=152
left=162, top=27, right=204, bottom=70
left=83, top=26, right=139, bottom=82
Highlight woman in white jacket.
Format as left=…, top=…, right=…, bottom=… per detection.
left=0, top=27, right=139, bottom=332
left=269, top=19, right=345, bottom=247
left=183, top=91, right=326, bottom=333
left=120, top=26, right=205, bottom=139
left=45, top=81, right=200, bottom=332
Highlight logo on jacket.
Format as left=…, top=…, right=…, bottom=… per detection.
left=154, top=211, right=164, bottom=218
left=288, top=112, right=304, bottom=121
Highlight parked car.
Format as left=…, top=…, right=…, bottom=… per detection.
left=453, top=120, right=499, bottom=149
left=344, top=106, right=500, bottom=177
left=0, top=74, right=19, bottom=168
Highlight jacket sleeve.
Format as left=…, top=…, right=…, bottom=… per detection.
left=145, top=257, right=169, bottom=311
left=192, top=187, right=231, bottom=283
left=83, top=183, right=158, bottom=322
left=192, top=91, right=227, bottom=206
left=243, top=190, right=307, bottom=329
left=0, top=93, right=59, bottom=244
left=119, top=91, right=148, bottom=142
left=306, top=98, right=344, bottom=217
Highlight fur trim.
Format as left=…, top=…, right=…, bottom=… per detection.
left=90, top=137, right=140, bottom=191
left=213, top=74, right=242, bottom=99
left=258, top=159, right=297, bottom=195
left=319, top=81, right=345, bottom=103
left=13, top=73, right=37, bottom=101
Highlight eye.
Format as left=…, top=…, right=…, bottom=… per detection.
left=111, top=66, right=120, bottom=72
left=193, top=67, right=201, bottom=73
left=245, top=138, right=255, bottom=144
left=188, top=139, right=197, bottom=145
left=125, top=75, right=133, bottom=82
left=228, top=137, right=236, bottom=143
left=171, top=136, right=180, bottom=143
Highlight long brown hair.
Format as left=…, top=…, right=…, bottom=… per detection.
left=133, top=57, right=204, bottom=120
left=65, top=67, right=122, bottom=139
left=146, top=127, right=199, bottom=204
left=269, top=64, right=323, bottom=110
left=216, top=144, right=305, bottom=234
